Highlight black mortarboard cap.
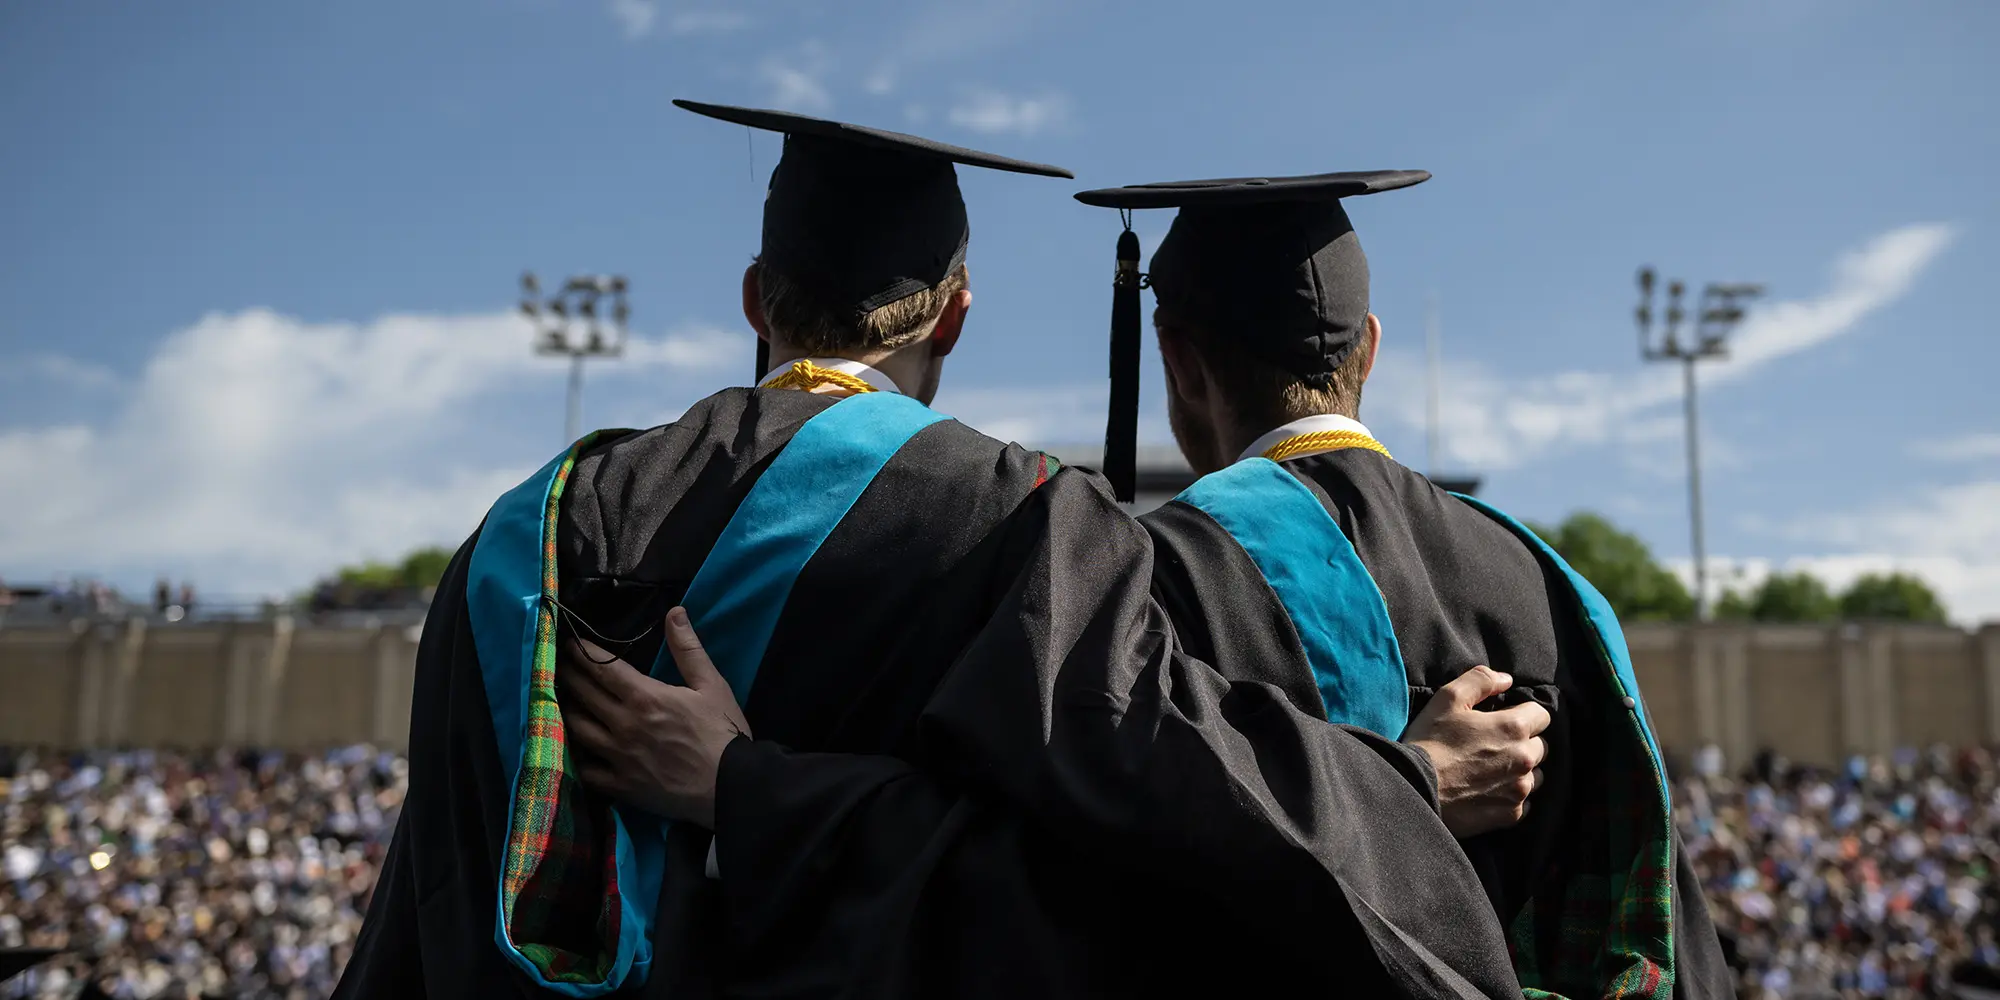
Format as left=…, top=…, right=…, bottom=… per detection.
left=675, top=100, right=1073, bottom=379
left=1073, top=170, right=1430, bottom=500
left=0, top=948, right=60, bottom=983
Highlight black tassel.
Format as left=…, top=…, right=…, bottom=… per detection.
left=1105, top=228, right=1142, bottom=503
left=755, top=336, right=771, bottom=385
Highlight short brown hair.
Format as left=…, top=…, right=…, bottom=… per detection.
left=756, top=258, right=968, bottom=354
left=1156, top=307, right=1373, bottom=431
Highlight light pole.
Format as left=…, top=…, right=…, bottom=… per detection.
left=520, top=272, right=630, bottom=444
left=1634, top=268, right=1763, bottom=620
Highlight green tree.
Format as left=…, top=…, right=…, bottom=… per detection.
left=311, top=546, right=456, bottom=605
left=1713, top=588, right=1754, bottom=621
left=1838, top=572, right=1949, bottom=623
left=1528, top=512, right=1694, bottom=622
left=394, top=546, right=454, bottom=591
left=1728, top=571, right=1840, bottom=622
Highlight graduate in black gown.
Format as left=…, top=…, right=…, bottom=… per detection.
left=331, top=101, right=1078, bottom=1000
left=1068, top=171, right=1737, bottom=999
left=337, top=103, right=1544, bottom=999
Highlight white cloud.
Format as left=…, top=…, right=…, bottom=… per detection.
left=929, top=380, right=1177, bottom=452
left=863, top=0, right=1041, bottom=97
left=1, top=355, right=123, bottom=392
left=864, top=68, right=898, bottom=97
left=1797, top=479, right=2000, bottom=563
left=931, top=382, right=1104, bottom=446
left=665, top=9, right=750, bottom=35
left=1368, top=223, right=1957, bottom=471
left=946, top=88, right=1070, bottom=136
left=606, top=1, right=748, bottom=40
left=1914, top=432, right=2000, bottom=463
left=1685, top=478, right=2000, bottom=625
left=607, top=0, right=658, bottom=39
left=758, top=42, right=834, bottom=112
left=0, top=309, right=736, bottom=600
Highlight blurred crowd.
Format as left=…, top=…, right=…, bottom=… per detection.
left=11, top=742, right=2000, bottom=998
left=1681, top=744, right=2000, bottom=999
left=0, top=748, right=403, bottom=1000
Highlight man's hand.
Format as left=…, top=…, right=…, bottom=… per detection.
left=1403, top=665, right=1549, bottom=840
left=558, top=607, right=750, bottom=829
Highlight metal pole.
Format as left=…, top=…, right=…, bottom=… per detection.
left=1683, top=355, right=1708, bottom=620
left=565, top=353, right=585, bottom=444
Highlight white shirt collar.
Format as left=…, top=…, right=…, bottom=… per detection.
left=1238, top=413, right=1376, bottom=464
left=757, top=356, right=903, bottom=396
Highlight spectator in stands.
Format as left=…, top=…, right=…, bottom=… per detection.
left=12, top=738, right=2000, bottom=999
left=1683, top=743, right=2000, bottom=999
left=0, top=747, right=404, bottom=1000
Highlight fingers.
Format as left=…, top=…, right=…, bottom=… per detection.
left=1524, top=735, right=1547, bottom=771
left=562, top=701, right=620, bottom=757
left=664, top=607, right=730, bottom=694
left=574, top=755, right=623, bottom=797
left=559, top=639, right=627, bottom=718
left=1437, top=665, right=1512, bottom=710
left=1493, top=699, right=1552, bottom=740
left=564, top=635, right=643, bottom=701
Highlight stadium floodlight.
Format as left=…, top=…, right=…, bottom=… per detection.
left=519, top=271, right=631, bottom=444
left=1634, top=268, right=1764, bottom=620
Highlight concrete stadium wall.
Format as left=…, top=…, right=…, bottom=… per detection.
left=0, top=619, right=420, bottom=751
left=3, top=619, right=1999, bottom=764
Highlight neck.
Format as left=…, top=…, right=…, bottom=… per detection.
left=765, top=342, right=929, bottom=397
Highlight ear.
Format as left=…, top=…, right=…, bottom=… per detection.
left=1362, top=312, right=1382, bottom=382
left=927, top=287, right=972, bottom=359
left=1156, top=320, right=1209, bottom=409
left=742, top=263, right=771, bottom=342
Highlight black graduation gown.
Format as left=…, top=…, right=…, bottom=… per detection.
left=1214, top=448, right=1734, bottom=1000
left=337, top=387, right=1518, bottom=999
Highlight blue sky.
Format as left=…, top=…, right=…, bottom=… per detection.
left=2, top=0, right=1996, bottom=620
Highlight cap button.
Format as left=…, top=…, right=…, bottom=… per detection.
left=1622, top=696, right=1637, bottom=710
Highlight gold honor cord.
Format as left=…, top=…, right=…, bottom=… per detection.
left=761, top=359, right=881, bottom=396
left=1261, top=429, right=1392, bottom=463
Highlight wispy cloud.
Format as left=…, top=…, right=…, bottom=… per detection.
left=0, top=309, right=736, bottom=598
left=1795, top=479, right=2000, bottom=564
left=946, top=88, right=1070, bottom=136
left=1368, top=223, right=1957, bottom=471
left=1, top=355, right=123, bottom=392
left=1914, top=432, right=2000, bottom=463
left=758, top=41, right=834, bottom=112
left=930, top=381, right=1174, bottom=451
left=607, top=0, right=658, bottom=39
left=665, top=9, right=750, bottom=35
left=863, top=0, right=1043, bottom=97
left=606, top=0, right=750, bottom=40
left=932, top=382, right=1104, bottom=445
left=1690, top=477, right=2000, bottom=624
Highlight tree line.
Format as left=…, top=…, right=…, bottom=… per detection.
left=310, top=514, right=1949, bottom=625
left=1528, top=513, right=1948, bottom=625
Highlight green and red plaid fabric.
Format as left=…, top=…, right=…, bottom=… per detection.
left=1033, top=451, right=1061, bottom=488
left=501, top=431, right=625, bottom=986
left=1510, top=622, right=1676, bottom=1000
